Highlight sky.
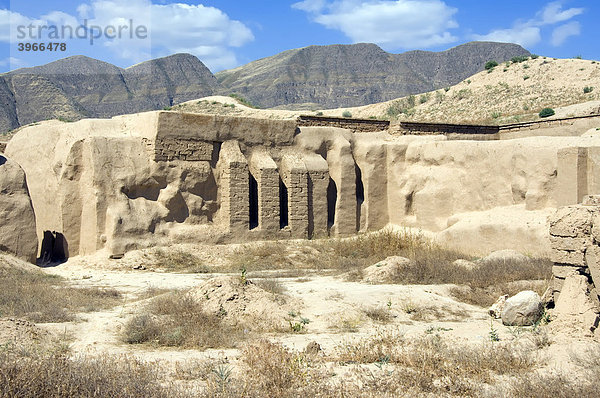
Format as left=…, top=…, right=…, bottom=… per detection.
left=0, top=0, right=597, bottom=73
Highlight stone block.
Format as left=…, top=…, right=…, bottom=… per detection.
left=552, top=264, right=584, bottom=279
left=549, top=236, right=590, bottom=251
left=549, top=205, right=594, bottom=238
left=550, top=248, right=586, bottom=266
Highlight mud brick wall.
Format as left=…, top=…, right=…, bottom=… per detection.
left=549, top=200, right=600, bottom=304
left=154, top=138, right=214, bottom=162
left=297, top=116, right=390, bottom=133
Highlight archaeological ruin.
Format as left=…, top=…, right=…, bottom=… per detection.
left=3, top=110, right=600, bottom=263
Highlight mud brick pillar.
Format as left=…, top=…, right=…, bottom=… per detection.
left=281, top=154, right=309, bottom=238
left=326, top=136, right=357, bottom=236
left=248, top=149, right=279, bottom=232
left=556, top=147, right=588, bottom=206
left=303, top=153, right=329, bottom=239
left=217, top=140, right=249, bottom=232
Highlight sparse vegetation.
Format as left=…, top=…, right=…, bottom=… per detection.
left=123, top=291, right=245, bottom=348
left=0, top=265, right=122, bottom=323
left=539, top=107, right=555, bottom=118
left=0, top=349, right=187, bottom=398
left=342, top=110, right=352, bottom=118
left=584, top=86, right=594, bottom=93
left=511, top=55, right=529, bottom=63
left=228, top=93, right=260, bottom=108
left=162, top=106, right=172, bottom=111
left=485, top=60, right=498, bottom=70
left=148, top=248, right=215, bottom=273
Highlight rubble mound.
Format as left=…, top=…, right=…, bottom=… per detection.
left=187, top=276, right=302, bottom=330
left=362, top=256, right=410, bottom=283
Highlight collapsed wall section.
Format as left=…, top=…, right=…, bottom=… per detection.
left=549, top=198, right=600, bottom=333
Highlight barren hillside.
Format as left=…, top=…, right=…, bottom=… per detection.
left=334, top=56, right=600, bottom=124
left=172, top=56, right=600, bottom=126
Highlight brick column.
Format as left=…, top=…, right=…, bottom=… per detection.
left=248, top=149, right=279, bottom=232
left=217, top=140, right=249, bottom=232
left=281, top=154, right=309, bottom=238
left=303, top=153, right=329, bottom=239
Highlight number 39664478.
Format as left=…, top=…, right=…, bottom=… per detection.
left=17, top=43, right=66, bottom=51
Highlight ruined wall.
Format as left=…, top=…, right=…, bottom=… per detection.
left=7, top=110, right=600, bottom=260
left=391, top=114, right=600, bottom=140
left=297, top=115, right=389, bottom=133
left=549, top=198, right=600, bottom=333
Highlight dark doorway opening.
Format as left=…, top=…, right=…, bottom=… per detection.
left=279, top=177, right=289, bottom=229
left=327, top=178, right=337, bottom=230
left=355, top=165, right=364, bottom=231
left=37, top=231, right=69, bottom=266
left=249, top=174, right=259, bottom=230
left=307, top=176, right=314, bottom=238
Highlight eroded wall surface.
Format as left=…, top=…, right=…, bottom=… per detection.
left=7, top=111, right=600, bottom=259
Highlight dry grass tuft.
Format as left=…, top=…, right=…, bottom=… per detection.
left=0, top=266, right=122, bottom=322
left=254, top=279, right=287, bottom=295
left=449, top=258, right=552, bottom=307
left=123, top=291, right=245, bottom=348
left=504, top=346, right=600, bottom=397
left=336, top=331, right=536, bottom=396
left=0, top=349, right=187, bottom=397
left=149, top=248, right=216, bottom=273
left=238, top=340, right=328, bottom=397
left=363, top=306, right=394, bottom=323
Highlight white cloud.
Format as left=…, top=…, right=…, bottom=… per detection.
left=551, top=21, right=580, bottom=46
left=472, top=1, right=584, bottom=48
left=78, top=0, right=254, bottom=69
left=472, top=26, right=541, bottom=48
left=0, top=1, right=254, bottom=71
left=292, top=0, right=458, bottom=50
left=538, top=1, right=583, bottom=24
left=292, top=0, right=327, bottom=13
left=0, top=57, right=26, bottom=68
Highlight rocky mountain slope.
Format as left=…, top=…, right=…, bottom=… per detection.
left=0, top=53, right=219, bottom=132
left=216, top=41, right=530, bottom=109
left=325, top=56, right=600, bottom=124
left=0, top=41, right=530, bottom=132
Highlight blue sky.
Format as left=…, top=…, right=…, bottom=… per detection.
left=0, top=0, right=597, bottom=73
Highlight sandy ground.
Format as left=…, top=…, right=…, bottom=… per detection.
left=31, top=246, right=595, bottom=378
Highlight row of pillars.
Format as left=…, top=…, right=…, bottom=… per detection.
left=217, top=140, right=358, bottom=238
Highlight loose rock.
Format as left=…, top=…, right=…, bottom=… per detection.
left=501, top=290, right=543, bottom=326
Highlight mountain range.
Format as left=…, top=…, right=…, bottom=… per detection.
left=0, top=41, right=530, bottom=131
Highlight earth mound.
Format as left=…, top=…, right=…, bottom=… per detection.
left=187, top=276, right=302, bottom=330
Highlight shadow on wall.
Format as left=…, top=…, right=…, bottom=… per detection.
left=37, top=231, right=69, bottom=267
left=327, top=178, right=337, bottom=231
